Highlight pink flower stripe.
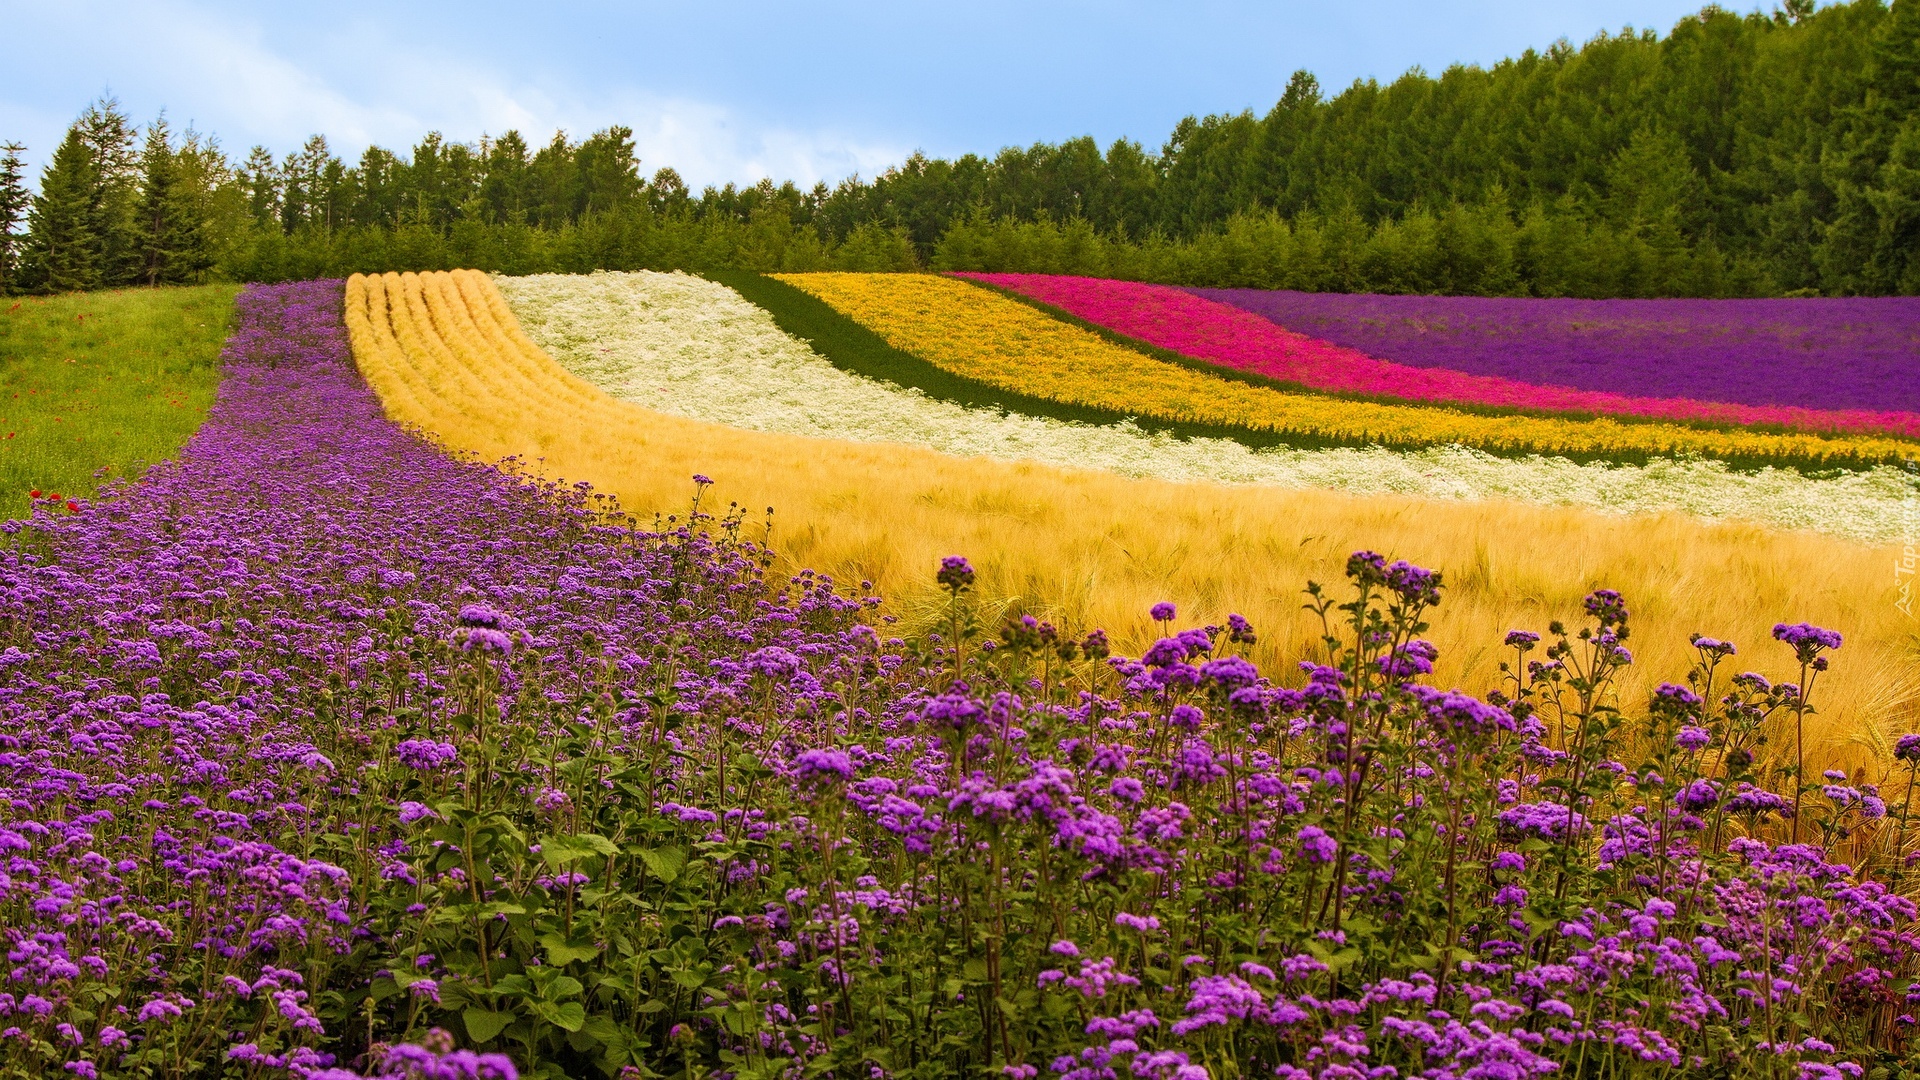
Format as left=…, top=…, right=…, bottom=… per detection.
left=957, top=272, right=1920, bottom=440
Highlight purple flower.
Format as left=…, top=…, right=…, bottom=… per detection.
left=1199, top=655, right=1259, bottom=690
left=1296, top=825, right=1337, bottom=863
left=1897, top=734, right=1920, bottom=762
left=1081, top=628, right=1112, bottom=660
left=457, top=627, right=514, bottom=654
left=1725, top=784, right=1792, bottom=818
left=1774, top=622, right=1842, bottom=663
left=1383, top=560, right=1441, bottom=606
left=936, top=555, right=976, bottom=594
left=924, top=685, right=984, bottom=729
left=457, top=604, right=506, bottom=629
left=1690, top=634, right=1737, bottom=657
left=1497, top=801, right=1589, bottom=841
left=395, top=740, right=461, bottom=772
left=1504, top=630, right=1540, bottom=650
left=1651, top=683, right=1703, bottom=716
left=1378, top=639, right=1438, bottom=679
left=794, top=748, right=855, bottom=785
left=1410, top=686, right=1513, bottom=736
left=1150, top=602, right=1177, bottom=622
left=1676, top=779, right=1721, bottom=812
left=1346, top=550, right=1387, bottom=583
left=1584, top=589, right=1628, bottom=627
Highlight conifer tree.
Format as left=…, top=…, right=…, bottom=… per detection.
left=240, top=145, right=281, bottom=229
left=0, top=143, right=28, bottom=294
left=136, top=118, right=185, bottom=285
left=166, top=129, right=224, bottom=282
left=21, top=127, right=101, bottom=293
left=78, top=97, right=142, bottom=285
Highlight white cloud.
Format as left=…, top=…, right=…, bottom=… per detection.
left=0, top=0, right=909, bottom=189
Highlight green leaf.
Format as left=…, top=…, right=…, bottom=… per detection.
left=540, top=933, right=602, bottom=966
left=637, top=846, right=687, bottom=884
left=961, top=958, right=989, bottom=982
left=464, top=1008, right=515, bottom=1044
left=670, top=968, right=709, bottom=989
left=575, top=833, right=620, bottom=858
left=549, top=1001, right=587, bottom=1032
left=581, top=1014, right=622, bottom=1042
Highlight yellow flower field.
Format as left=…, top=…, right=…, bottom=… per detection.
left=774, top=272, right=1917, bottom=467
left=345, top=269, right=1920, bottom=782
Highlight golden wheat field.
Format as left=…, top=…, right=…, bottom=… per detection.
left=343, top=268, right=1920, bottom=778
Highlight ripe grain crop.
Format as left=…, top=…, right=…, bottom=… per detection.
left=0, top=285, right=236, bottom=515
left=776, top=272, right=1915, bottom=469
left=348, top=269, right=1920, bottom=777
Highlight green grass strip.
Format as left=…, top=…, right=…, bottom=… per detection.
left=0, top=284, right=238, bottom=518
left=719, top=271, right=1900, bottom=475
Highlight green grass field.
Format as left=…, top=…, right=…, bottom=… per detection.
left=0, top=285, right=237, bottom=518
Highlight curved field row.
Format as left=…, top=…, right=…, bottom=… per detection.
left=347, top=269, right=1915, bottom=772
left=499, top=269, right=1917, bottom=544
left=1192, top=284, right=1920, bottom=415
left=773, top=273, right=1919, bottom=470
left=963, top=272, right=1920, bottom=439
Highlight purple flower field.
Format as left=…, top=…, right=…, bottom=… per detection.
left=6, top=280, right=1920, bottom=1080
left=1191, top=289, right=1920, bottom=414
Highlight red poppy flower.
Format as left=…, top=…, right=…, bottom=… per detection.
left=27, top=489, right=40, bottom=498
left=66, top=501, right=80, bottom=514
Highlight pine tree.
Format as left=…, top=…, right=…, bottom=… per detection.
left=165, top=129, right=224, bottom=283
left=20, top=127, right=101, bottom=293
left=240, top=145, right=281, bottom=228
left=136, top=117, right=185, bottom=285
left=0, top=143, right=29, bottom=294
left=77, top=97, right=142, bottom=286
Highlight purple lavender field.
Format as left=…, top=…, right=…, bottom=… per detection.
left=1191, top=288, right=1920, bottom=414
left=5, top=280, right=1920, bottom=1080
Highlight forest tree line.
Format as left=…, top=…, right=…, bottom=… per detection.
left=2, top=0, right=1917, bottom=298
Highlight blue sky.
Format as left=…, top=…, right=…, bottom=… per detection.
left=2, top=0, right=1755, bottom=190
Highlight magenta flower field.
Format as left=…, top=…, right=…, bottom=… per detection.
left=962, top=273, right=1920, bottom=439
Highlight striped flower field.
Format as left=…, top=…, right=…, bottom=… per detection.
left=499, top=270, right=1913, bottom=544
left=776, top=273, right=1919, bottom=469
left=11, top=270, right=1920, bottom=1080
left=963, top=272, right=1920, bottom=440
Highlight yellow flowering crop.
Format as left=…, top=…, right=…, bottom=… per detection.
left=774, top=272, right=1916, bottom=467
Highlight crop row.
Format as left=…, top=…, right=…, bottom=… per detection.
left=499, top=269, right=1915, bottom=544
left=1191, top=284, right=1920, bottom=416
left=966, top=272, right=1920, bottom=440
left=774, top=273, right=1918, bottom=470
